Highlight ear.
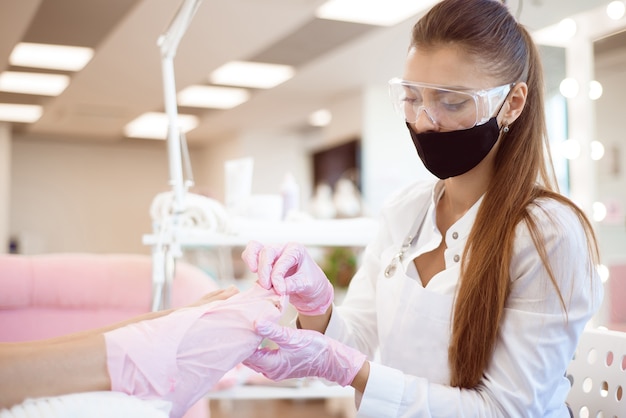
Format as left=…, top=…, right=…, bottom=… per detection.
left=500, top=82, right=527, bottom=126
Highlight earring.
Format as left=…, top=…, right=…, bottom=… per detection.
left=502, top=124, right=510, bottom=133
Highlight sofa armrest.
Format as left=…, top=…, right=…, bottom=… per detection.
left=0, top=253, right=217, bottom=310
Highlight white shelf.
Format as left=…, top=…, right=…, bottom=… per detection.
left=144, top=216, right=378, bottom=310
left=206, top=381, right=354, bottom=400
left=143, top=217, right=379, bottom=248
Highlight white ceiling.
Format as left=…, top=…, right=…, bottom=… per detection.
left=0, top=0, right=618, bottom=146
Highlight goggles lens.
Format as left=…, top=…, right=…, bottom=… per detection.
left=388, top=78, right=512, bottom=130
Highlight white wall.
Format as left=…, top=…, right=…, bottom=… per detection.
left=0, top=124, right=10, bottom=253
left=193, top=132, right=242, bottom=202
left=10, top=136, right=179, bottom=254
left=565, top=39, right=597, bottom=216
left=314, top=93, right=363, bottom=153
left=199, top=128, right=313, bottom=213
left=239, top=129, right=311, bottom=202
left=8, top=123, right=323, bottom=256
left=361, top=83, right=434, bottom=216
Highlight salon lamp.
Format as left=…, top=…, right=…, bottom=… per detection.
left=151, top=0, right=203, bottom=311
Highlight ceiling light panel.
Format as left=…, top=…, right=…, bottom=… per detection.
left=10, top=42, right=94, bottom=71
left=210, top=61, right=295, bottom=89
left=124, top=112, right=199, bottom=140
left=177, top=85, right=250, bottom=109
left=309, top=109, right=332, bottom=127
left=533, top=18, right=579, bottom=47
left=0, top=71, right=70, bottom=96
left=315, top=0, right=438, bottom=26
left=0, top=103, right=43, bottom=123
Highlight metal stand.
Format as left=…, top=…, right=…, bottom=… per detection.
left=151, top=0, right=203, bottom=311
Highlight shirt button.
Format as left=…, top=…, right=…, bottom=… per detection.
left=453, top=254, right=460, bottom=262
left=452, top=232, right=459, bottom=239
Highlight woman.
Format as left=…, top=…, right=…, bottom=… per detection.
left=241, top=0, right=603, bottom=416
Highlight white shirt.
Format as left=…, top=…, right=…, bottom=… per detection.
left=325, top=179, right=603, bottom=417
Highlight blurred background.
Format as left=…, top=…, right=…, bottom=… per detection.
left=1, top=0, right=625, bottom=323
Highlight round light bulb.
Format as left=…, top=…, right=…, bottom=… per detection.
left=597, top=264, right=610, bottom=283
left=559, top=78, right=579, bottom=98
left=590, top=140, right=605, bottom=161
left=558, top=18, right=577, bottom=39
left=559, top=138, right=581, bottom=160
left=589, top=80, right=603, bottom=100
left=308, top=109, right=332, bottom=127
left=592, top=201, right=607, bottom=222
left=607, top=1, right=626, bottom=20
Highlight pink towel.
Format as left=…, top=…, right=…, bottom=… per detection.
left=106, top=284, right=285, bottom=418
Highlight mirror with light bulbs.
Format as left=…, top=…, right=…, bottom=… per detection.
left=534, top=2, right=626, bottom=331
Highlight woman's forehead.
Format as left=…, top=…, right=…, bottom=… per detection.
left=403, top=45, right=495, bottom=90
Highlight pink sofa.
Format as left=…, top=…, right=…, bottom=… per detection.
left=608, top=263, right=626, bottom=332
left=0, top=252, right=218, bottom=417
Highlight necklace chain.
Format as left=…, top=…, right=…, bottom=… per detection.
left=384, top=233, right=415, bottom=278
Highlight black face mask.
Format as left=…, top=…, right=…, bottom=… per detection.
left=407, top=117, right=502, bottom=179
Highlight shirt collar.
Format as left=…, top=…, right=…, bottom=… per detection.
left=432, top=180, right=485, bottom=244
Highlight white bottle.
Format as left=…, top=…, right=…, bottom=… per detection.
left=311, top=183, right=336, bottom=219
left=333, top=178, right=361, bottom=218
left=281, top=172, right=300, bottom=220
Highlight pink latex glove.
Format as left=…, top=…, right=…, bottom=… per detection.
left=241, top=241, right=334, bottom=315
left=243, top=320, right=366, bottom=387
left=105, top=285, right=284, bottom=418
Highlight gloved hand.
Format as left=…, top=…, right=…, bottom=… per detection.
left=104, top=285, right=284, bottom=418
left=241, top=241, right=334, bottom=315
left=243, top=320, right=367, bottom=387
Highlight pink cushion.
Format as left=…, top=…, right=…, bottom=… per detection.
left=0, top=253, right=218, bottom=342
left=0, top=253, right=214, bottom=310
left=609, top=263, right=626, bottom=324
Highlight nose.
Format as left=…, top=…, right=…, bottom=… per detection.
left=411, top=106, right=439, bottom=133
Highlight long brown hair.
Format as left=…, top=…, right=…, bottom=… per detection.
left=411, top=0, right=599, bottom=388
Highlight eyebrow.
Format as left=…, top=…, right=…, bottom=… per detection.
left=402, top=81, right=477, bottom=92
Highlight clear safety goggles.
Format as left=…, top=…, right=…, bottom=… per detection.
left=388, top=78, right=514, bottom=131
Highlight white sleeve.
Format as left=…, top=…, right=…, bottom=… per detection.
left=325, top=221, right=390, bottom=360
left=340, top=201, right=602, bottom=417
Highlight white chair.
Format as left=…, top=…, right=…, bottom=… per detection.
left=566, top=328, right=626, bottom=417
left=0, top=392, right=170, bottom=418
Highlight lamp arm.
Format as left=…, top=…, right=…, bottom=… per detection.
left=149, top=0, right=204, bottom=311
left=158, top=0, right=203, bottom=60
left=157, top=0, right=203, bottom=214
